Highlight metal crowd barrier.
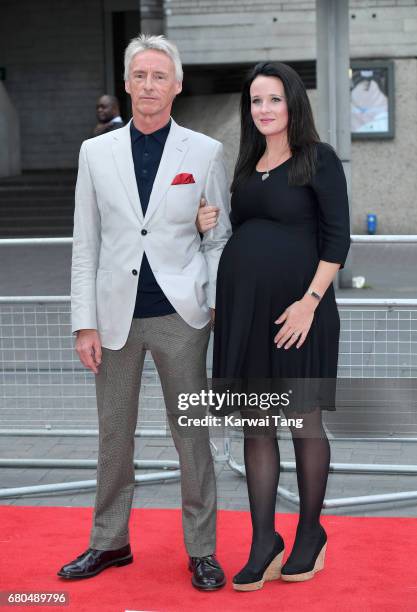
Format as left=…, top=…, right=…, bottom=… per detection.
left=1, top=235, right=416, bottom=245
left=0, top=236, right=416, bottom=507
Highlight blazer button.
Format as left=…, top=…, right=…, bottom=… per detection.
left=132, top=269, right=138, bottom=276
left=141, top=229, right=148, bottom=236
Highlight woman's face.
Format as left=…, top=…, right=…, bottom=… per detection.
left=250, top=75, right=289, bottom=138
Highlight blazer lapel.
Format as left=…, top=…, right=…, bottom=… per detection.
left=143, top=119, right=189, bottom=225
left=111, top=120, right=143, bottom=223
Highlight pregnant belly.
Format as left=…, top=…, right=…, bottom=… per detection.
left=216, top=218, right=337, bottom=326
left=220, top=218, right=320, bottom=282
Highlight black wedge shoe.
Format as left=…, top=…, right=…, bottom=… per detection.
left=281, top=524, right=327, bottom=582
left=232, top=532, right=285, bottom=592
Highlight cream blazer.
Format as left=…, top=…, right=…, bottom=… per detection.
left=71, top=118, right=232, bottom=349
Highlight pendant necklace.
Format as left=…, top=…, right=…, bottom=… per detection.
left=261, top=147, right=290, bottom=181
left=261, top=148, right=270, bottom=181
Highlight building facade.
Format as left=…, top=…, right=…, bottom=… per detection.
left=1, top=0, right=416, bottom=232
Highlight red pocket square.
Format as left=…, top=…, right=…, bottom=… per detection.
left=171, top=173, right=196, bottom=185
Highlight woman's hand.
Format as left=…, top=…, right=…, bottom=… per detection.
left=274, top=297, right=317, bottom=349
left=210, top=307, right=215, bottom=330
left=196, top=197, right=219, bottom=233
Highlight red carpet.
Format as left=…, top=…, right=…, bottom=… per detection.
left=1, top=506, right=416, bottom=612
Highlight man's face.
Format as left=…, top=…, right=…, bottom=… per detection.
left=96, top=96, right=116, bottom=123
left=125, top=49, right=182, bottom=119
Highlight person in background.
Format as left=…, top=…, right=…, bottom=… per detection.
left=92, top=94, right=124, bottom=136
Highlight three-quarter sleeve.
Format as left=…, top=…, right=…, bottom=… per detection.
left=310, top=143, right=351, bottom=269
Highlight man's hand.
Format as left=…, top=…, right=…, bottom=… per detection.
left=196, top=197, right=219, bottom=233
left=75, top=329, right=102, bottom=374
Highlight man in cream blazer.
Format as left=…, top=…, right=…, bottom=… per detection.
left=58, top=35, right=231, bottom=590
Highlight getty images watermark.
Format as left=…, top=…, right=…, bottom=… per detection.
left=177, top=389, right=303, bottom=428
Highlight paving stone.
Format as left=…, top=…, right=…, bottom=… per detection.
left=1, top=434, right=417, bottom=516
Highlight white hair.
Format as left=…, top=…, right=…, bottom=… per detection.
left=124, top=34, right=183, bottom=82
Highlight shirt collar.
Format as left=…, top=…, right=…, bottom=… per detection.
left=130, top=118, right=171, bottom=145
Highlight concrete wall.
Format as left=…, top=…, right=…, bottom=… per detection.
left=349, top=58, right=417, bottom=234
left=167, top=0, right=417, bottom=233
left=310, top=58, right=417, bottom=234
left=0, top=0, right=105, bottom=170
left=0, top=0, right=164, bottom=170
left=172, top=92, right=240, bottom=175
left=173, top=57, right=417, bottom=235
left=166, top=0, right=417, bottom=63
left=1, top=0, right=416, bottom=231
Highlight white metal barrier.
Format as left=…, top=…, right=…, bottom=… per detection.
left=1, top=236, right=416, bottom=506
left=216, top=296, right=417, bottom=508
left=0, top=235, right=416, bottom=246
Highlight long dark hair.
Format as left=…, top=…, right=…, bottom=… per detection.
left=231, top=62, right=320, bottom=191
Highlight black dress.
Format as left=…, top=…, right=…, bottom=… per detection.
left=212, top=142, right=351, bottom=415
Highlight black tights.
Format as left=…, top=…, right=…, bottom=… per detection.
left=241, top=407, right=330, bottom=572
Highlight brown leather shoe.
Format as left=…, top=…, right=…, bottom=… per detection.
left=188, top=554, right=226, bottom=590
left=57, top=544, right=133, bottom=579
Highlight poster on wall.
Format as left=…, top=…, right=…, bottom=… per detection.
left=350, top=60, right=395, bottom=139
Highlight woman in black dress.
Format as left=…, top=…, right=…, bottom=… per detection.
left=198, top=62, right=350, bottom=590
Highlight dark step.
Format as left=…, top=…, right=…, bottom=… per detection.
left=1, top=194, right=74, bottom=204
left=1, top=215, right=74, bottom=225
left=0, top=172, right=79, bottom=238
left=0, top=203, right=74, bottom=211
left=0, top=194, right=74, bottom=204
left=0, top=204, right=74, bottom=214
left=0, top=226, right=74, bottom=237
left=0, top=233, right=73, bottom=238
left=0, top=171, right=77, bottom=188
left=0, top=185, right=75, bottom=194
left=0, top=193, right=74, bottom=207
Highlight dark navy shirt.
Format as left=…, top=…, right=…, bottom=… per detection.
left=130, top=119, right=176, bottom=318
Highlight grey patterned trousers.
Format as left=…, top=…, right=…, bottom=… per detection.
left=90, top=313, right=216, bottom=557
